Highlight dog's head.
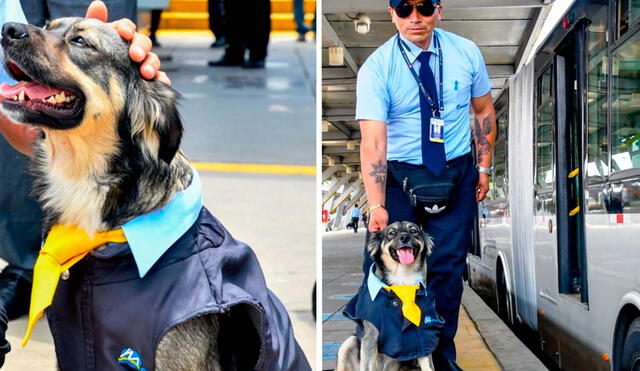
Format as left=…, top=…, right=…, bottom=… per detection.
left=0, top=18, right=182, bottom=164
left=368, top=221, right=433, bottom=275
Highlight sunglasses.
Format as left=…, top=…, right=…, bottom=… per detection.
left=394, top=2, right=438, bottom=18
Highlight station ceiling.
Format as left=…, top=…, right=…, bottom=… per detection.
left=322, top=0, right=555, bottom=179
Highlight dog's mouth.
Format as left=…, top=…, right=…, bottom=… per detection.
left=0, top=60, right=85, bottom=123
left=389, top=246, right=419, bottom=265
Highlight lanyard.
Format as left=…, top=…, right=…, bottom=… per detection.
left=396, top=33, right=444, bottom=117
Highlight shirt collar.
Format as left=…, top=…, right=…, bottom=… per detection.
left=397, top=30, right=440, bottom=64
left=367, top=263, right=425, bottom=301
left=121, top=168, right=203, bottom=277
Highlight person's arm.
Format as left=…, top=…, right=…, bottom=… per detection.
left=360, top=120, right=389, bottom=232
left=471, top=92, right=496, bottom=202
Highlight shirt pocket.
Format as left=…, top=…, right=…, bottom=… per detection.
left=453, top=78, right=472, bottom=110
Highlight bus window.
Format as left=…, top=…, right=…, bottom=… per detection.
left=617, top=0, right=640, bottom=38
left=586, top=5, right=609, bottom=183
left=493, top=113, right=508, bottom=201
left=536, top=67, right=554, bottom=188
left=611, top=31, right=640, bottom=173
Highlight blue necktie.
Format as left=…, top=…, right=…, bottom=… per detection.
left=418, top=52, right=446, bottom=176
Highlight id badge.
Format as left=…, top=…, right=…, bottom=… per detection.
left=429, top=118, right=444, bottom=143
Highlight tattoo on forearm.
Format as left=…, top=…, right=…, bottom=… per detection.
left=474, top=115, right=493, bottom=164
left=369, top=161, right=387, bottom=192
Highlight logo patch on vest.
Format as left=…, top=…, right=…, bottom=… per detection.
left=118, top=348, right=147, bottom=371
left=424, top=314, right=445, bottom=325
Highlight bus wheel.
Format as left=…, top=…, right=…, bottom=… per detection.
left=496, top=265, right=510, bottom=324
left=622, top=317, right=640, bottom=371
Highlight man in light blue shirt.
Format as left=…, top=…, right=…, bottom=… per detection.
left=356, top=0, right=497, bottom=369
left=349, top=204, right=362, bottom=233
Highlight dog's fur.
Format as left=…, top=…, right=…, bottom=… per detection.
left=336, top=221, right=435, bottom=371
left=0, top=18, right=238, bottom=370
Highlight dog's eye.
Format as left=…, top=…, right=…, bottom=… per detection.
left=387, top=231, right=397, bottom=238
left=410, top=228, right=418, bottom=234
left=70, top=36, right=88, bottom=47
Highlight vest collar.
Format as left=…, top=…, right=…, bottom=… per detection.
left=121, top=168, right=203, bottom=277
left=367, top=263, right=425, bottom=301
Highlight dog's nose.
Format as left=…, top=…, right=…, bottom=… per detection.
left=2, top=22, right=29, bottom=44
left=399, top=232, right=411, bottom=243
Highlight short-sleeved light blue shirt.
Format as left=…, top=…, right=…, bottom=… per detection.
left=356, top=28, right=491, bottom=165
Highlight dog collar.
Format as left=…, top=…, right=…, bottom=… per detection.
left=121, top=168, right=203, bottom=277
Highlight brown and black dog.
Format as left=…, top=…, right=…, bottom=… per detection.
left=0, top=17, right=307, bottom=370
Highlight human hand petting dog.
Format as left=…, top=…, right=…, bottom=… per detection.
left=368, top=207, right=389, bottom=233
left=0, top=0, right=169, bottom=156
left=85, top=1, right=170, bottom=85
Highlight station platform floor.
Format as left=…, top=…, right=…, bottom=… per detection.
left=1, top=31, right=316, bottom=369
left=322, top=229, right=547, bottom=371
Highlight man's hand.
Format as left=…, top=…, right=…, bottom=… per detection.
left=0, top=114, right=40, bottom=155
left=368, top=207, right=389, bottom=232
left=476, top=173, right=490, bottom=202
left=85, top=1, right=171, bottom=85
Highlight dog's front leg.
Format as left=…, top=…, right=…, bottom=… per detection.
left=360, top=321, right=381, bottom=371
left=417, top=356, right=435, bottom=371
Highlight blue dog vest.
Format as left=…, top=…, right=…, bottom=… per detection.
left=343, top=267, right=444, bottom=361
left=46, top=207, right=310, bottom=371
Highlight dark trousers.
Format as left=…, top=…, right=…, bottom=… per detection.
left=351, top=217, right=360, bottom=233
left=208, top=0, right=225, bottom=38
left=20, top=0, right=136, bottom=26
left=362, top=154, right=478, bottom=367
left=224, top=0, right=270, bottom=61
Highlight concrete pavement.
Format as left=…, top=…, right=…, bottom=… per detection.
left=2, top=32, right=316, bottom=369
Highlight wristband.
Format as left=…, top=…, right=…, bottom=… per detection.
left=369, top=204, right=385, bottom=213
left=477, top=166, right=493, bottom=176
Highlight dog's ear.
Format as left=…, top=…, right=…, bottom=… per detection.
left=421, top=228, right=434, bottom=257
left=128, top=80, right=183, bottom=164
left=367, top=231, right=383, bottom=258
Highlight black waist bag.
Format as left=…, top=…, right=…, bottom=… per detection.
left=388, top=159, right=466, bottom=215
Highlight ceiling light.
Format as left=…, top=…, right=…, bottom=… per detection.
left=354, top=13, right=371, bottom=35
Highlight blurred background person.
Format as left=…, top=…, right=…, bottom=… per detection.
left=208, top=0, right=226, bottom=48
left=208, top=0, right=271, bottom=68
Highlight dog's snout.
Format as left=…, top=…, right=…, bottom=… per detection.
left=1, top=22, right=29, bottom=47
left=399, top=232, right=411, bottom=243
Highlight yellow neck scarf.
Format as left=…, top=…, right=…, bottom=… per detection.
left=384, top=284, right=421, bottom=327
left=22, top=225, right=127, bottom=347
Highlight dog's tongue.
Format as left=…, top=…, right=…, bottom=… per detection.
left=398, top=247, right=415, bottom=265
left=0, top=81, right=62, bottom=100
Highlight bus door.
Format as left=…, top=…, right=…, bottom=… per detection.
left=554, top=22, right=588, bottom=304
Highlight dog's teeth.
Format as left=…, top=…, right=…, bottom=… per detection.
left=47, top=96, right=56, bottom=104
left=18, top=90, right=25, bottom=101
left=60, top=92, right=66, bottom=101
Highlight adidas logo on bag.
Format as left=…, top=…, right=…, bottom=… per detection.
left=424, top=205, right=446, bottom=214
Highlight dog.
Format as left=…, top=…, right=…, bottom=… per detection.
left=0, top=18, right=308, bottom=370
left=337, top=221, right=439, bottom=371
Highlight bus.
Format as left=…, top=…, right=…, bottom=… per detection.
left=467, top=0, right=640, bottom=369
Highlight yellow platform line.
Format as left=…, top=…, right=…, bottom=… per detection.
left=191, top=162, right=315, bottom=176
